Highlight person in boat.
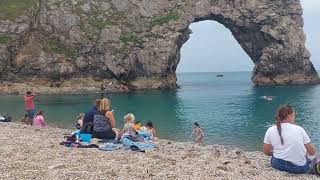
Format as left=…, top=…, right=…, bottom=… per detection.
left=92, top=98, right=119, bottom=140
left=263, top=104, right=317, bottom=174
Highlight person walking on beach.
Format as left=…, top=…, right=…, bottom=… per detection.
left=263, top=104, right=317, bottom=174
left=23, top=91, right=36, bottom=125
left=190, top=122, right=204, bottom=145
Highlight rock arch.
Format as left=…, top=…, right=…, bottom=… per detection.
left=168, top=0, right=320, bottom=87
left=0, top=0, right=319, bottom=92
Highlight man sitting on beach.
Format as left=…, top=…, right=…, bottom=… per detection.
left=81, top=99, right=100, bottom=133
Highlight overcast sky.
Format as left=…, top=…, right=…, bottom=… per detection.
left=177, top=0, right=320, bottom=72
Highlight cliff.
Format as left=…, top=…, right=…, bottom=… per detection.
left=0, top=0, right=319, bottom=93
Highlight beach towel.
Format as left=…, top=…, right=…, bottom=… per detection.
left=121, top=137, right=155, bottom=152
left=99, top=143, right=122, bottom=151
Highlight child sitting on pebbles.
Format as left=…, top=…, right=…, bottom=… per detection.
left=190, top=122, right=204, bottom=145
left=139, top=121, right=157, bottom=139
left=123, top=113, right=137, bottom=137
left=76, top=113, right=84, bottom=129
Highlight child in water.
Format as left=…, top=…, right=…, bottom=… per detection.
left=191, top=122, right=204, bottom=145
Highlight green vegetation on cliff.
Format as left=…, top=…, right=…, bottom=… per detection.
left=42, top=38, right=75, bottom=57
left=120, top=33, right=144, bottom=45
left=0, top=35, right=11, bottom=44
left=150, top=11, right=180, bottom=27
left=0, top=0, right=35, bottom=21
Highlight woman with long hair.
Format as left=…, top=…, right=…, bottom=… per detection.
left=263, top=104, right=316, bottom=174
left=92, top=98, right=118, bottom=140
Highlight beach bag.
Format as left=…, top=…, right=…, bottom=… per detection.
left=59, top=134, right=77, bottom=147
left=93, top=112, right=111, bottom=133
left=310, top=156, right=320, bottom=175
left=81, top=122, right=93, bottom=134
left=0, top=115, right=12, bottom=122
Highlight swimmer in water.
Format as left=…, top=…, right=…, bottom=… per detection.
left=263, top=96, right=273, bottom=101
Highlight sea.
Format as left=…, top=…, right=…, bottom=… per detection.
left=1, top=72, right=320, bottom=151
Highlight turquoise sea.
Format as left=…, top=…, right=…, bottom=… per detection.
left=1, top=72, right=320, bottom=151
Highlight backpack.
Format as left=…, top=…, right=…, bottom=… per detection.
left=0, top=115, right=12, bottom=122
left=93, top=111, right=111, bottom=133
left=310, top=156, right=320, bottom=175
left=81, top=122, right=93, bottom=134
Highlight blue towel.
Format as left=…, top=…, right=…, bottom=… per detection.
left=121, top=137, right=155, bottom=151
left=99, top=143, right=122, bottom=151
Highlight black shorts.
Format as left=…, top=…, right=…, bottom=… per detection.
left=92, top=130, right=116, bottom=139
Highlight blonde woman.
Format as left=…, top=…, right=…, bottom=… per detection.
left=92, top=98, right=118, bottom=140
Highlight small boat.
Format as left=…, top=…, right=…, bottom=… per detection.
left=216, top=74, right=223, bottom=78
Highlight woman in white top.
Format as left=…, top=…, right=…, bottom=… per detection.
left=263, top=104, right=316, bottom=174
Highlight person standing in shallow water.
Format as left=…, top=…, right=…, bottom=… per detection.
left=263, top=104, right=317, bottom=174
left=190, top=122, right=204, bottom=145
left=23, top=91, right=36, bottom=125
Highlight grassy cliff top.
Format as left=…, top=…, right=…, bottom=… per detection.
left=0, top=0, right=35, bottom=21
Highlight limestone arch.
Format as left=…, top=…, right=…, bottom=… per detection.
left=170, top=9, right=319, bottom=87
left=177, top=20, right=254, bottom=73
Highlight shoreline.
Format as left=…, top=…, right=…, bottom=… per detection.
left=0, top=79, right=130, bottom=95
left=0, top=122, right=317, bottom=179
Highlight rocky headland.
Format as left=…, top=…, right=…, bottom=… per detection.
left=0, top=0, right=319, bottom=94
left=0, top=122, right=318, bottom=179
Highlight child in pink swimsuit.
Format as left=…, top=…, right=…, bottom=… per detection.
left=33, top=110, right=47, bottom=128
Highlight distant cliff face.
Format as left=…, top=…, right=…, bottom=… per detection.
left=0, top=0, right=319, bottom=93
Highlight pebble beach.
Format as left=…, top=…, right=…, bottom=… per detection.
left=0, top=122, right=317, bottom=179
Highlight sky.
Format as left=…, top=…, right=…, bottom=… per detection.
left=177, top=0, right=320, bottom=72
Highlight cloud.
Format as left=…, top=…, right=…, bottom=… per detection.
left=301, top=0, right=320, bottom=12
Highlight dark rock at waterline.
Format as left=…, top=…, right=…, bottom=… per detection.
left=0, top=0, right=319, bottom=93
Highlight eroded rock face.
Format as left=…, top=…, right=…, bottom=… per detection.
left=0, top=0, right=319, bottom=92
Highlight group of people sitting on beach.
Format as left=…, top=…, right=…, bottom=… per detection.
left=77, top=98, right=204, bottom=145
left=74, top=98, right=157, bottom=142
left=21, top=91, right=47, bottom=128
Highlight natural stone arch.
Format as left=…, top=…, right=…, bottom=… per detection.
left=0, top=0, right=319, bottom=93
left=166, top=0, right=320, bottom=87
